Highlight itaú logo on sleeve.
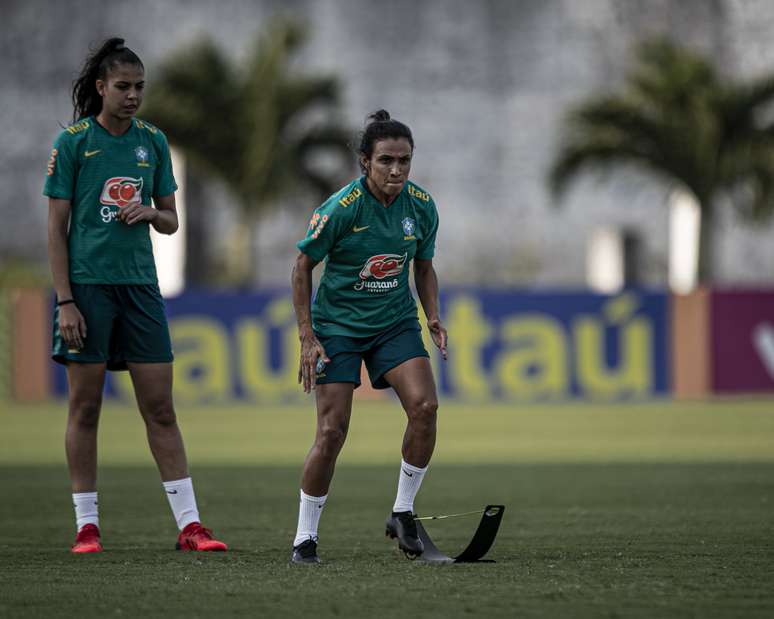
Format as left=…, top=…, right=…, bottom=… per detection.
left=99, top=177, right=143, bottom=222
left=354, top=253, right=407, bottom=291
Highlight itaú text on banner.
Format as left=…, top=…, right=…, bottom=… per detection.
left=51, top=289, right=670, bottom=403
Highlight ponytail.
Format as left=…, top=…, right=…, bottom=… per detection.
left=71, top=37, right=144, bottom=122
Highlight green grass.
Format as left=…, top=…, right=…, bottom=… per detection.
left=1, top=399, right=773, bottom=618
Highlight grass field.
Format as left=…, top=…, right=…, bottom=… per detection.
left=1, top=399, right=773, bottom=618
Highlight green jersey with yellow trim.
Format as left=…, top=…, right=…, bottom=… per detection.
left=43, top=117, right=177, bottom=284
left=297, top=176, right=439, bottom=338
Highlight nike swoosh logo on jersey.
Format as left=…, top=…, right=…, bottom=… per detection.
left=84, top=149, right=101, bottom=158
left=353, top=225, right=369, bottom=233
left=166, top=490, right=178, bottom=494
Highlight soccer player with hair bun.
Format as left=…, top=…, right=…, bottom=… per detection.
left=290, top=110, right=448, bottom=563
left=45, top=37, right=226, bottom=553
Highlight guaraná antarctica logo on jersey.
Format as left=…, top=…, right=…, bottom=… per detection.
left=99, top=177, right=143, bottom=223
left=354, top=253, right=407, bottom=292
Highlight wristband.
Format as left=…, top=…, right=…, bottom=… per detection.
left=57, top=299, right=75, bottom=307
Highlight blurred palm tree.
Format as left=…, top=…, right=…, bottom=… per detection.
left=549, top=38, right=774, bottom=283
left=142, top=19, right=352, bottom=286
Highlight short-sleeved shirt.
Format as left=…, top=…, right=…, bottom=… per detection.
left=297, top=176, right=439, bottom=338
left=43, top=117, right=177, bottom=284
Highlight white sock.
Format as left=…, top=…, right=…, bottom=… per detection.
left=162, top=477, right=200, bottom=530
left=293, top=490, right=327, bottom=547
left=72, top=492, right=99, bottom=531
left=392, top=459, right=428, bottom=513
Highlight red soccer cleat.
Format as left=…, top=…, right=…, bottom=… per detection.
left=71, top=523, right=102, bottom=553
left=176, top=522, right=227, bottom=552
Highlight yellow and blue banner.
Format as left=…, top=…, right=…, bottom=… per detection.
left=51, top=289, right=670, bottom=402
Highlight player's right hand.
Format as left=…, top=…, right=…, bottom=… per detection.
left=298, top=332, right=330, bottom=394
left=58, top=303, right=87, bottom=350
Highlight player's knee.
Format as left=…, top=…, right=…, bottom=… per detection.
left=409, top=399, right=438, bottom=431
left=69, top=400, right=102, bottom=429
left=317, top=424, right=348, bottom=456
left=145, top=400, right=177, bottom=427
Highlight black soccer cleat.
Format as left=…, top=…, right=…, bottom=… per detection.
left=291, top=538, right=321, bottom=564
left=385, top=511, right=424, bottom=557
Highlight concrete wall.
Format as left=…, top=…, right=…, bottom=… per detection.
left=4, top=0, right=774, bottom=286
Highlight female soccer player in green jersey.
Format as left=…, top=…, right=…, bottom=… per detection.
left=290, top=110, right=448, bottom=563
left=45, top=38, right=226, bottom=553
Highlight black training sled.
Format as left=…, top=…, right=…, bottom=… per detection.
left=412, top=504, right=505, bottom=564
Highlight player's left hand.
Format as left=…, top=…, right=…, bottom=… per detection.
left=118, top=203, right=158, bottom=226
left=427, top=318, right=448, bottom=360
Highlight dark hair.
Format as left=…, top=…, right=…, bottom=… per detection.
left=357, top=110, right=414, bottom=173
left=71, top=37, right=144, bottom=122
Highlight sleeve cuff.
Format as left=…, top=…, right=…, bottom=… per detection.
left=296, top=242, right=327, bottom=263
left=43, top=191, right=73, bottom=200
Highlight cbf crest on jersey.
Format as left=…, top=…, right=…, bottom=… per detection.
left=401, top=217, right=416, bottom=237
left=135, top=146, right=149, bottom=166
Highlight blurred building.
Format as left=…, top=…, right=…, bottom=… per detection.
left=4, top=0, right=774, bottom=287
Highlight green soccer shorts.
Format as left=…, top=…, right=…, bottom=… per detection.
left=52, top=283, right=173, bottom=371
left=314, top=317, right=429, bottom=389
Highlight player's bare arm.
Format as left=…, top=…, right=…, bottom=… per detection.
left=48, top=197, right=86, bottom=349
left=414, top=257, right=447, bottom=359
left=292, top=251, right=329, bottom=393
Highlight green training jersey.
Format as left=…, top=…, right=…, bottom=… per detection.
left=43, top=117, right=178, bottom=284
left=297, top=176, right=439, bottom=338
